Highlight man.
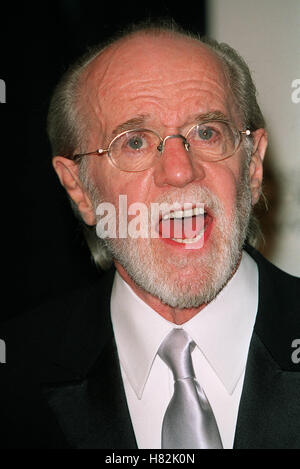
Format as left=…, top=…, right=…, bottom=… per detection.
left=0, top=21, right=299, bottom=449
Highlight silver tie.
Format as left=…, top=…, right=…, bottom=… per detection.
left=158, top=328, right=223, bottom=449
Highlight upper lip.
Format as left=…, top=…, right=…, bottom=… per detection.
left=159, top=204, right=207, bottom=222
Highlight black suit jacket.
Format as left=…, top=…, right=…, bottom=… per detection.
left=0, top=246, right=299, bottom=449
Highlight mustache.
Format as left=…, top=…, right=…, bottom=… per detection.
left=91, top=183, right=224, bottom=226
left=152, top=185, right=223, bottom=216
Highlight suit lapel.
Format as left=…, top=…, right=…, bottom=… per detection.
left=234, top=247, right=300, bottom=448
left=42, top=336, right=137, bottom=449
left=234, top=332, right=300, bottom=448
left=39, top=267, right=137, bottom=448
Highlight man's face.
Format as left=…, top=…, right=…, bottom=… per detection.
left=76, top=34, right=260, bottom=309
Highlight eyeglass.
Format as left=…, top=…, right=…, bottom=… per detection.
left=69, top=120, right=251, bottom=172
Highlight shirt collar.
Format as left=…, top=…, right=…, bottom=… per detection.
left=111, top=250, right=258, bottom=398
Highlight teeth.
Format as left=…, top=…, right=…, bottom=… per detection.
left=162, top=206, right=205, bottom=221
left=171, top=229, right=205, bottom=244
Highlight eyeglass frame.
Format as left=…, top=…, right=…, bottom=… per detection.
left=67, top=120, right=252, bottom=172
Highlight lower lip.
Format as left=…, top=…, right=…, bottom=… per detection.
left=157, top=215, right=213, bottom=250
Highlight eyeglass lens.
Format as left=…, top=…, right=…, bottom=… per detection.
left=110, top=121, right=240, bottom=171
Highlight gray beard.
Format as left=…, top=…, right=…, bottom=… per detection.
left=92, top=165, right=252, bottom=309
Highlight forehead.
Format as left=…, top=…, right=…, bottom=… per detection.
left=81, top=33, right=238, bottom=132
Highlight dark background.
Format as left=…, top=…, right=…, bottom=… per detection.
left=0, top=1, right=207, bottom=322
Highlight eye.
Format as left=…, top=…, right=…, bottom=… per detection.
left=195, top=124, right=217, bottom=142
left=197, top=127, right=213, bottom=140
left=121, top=132, right=151, bottom=153
left=127, top=135, right=145, bottom=150
left=187, top=122, right=227, bottom=149
left=111, top=129, right=161, bottom=167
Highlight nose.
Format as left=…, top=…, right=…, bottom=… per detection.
left=153, top=134, right=205, bottom=188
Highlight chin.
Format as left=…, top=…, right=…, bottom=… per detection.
left=105, top=220, right=242, bottom=309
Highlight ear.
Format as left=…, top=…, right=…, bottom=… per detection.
left=52, top=156, right=96, bottom=225
left=248, top=128, right=268, bottom=206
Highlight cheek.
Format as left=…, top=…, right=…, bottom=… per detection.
left=220, top=180, right=239, bottom=214
left=206, top=163, right=243, bottom=217
left=91, top=159, right=153, bottom=210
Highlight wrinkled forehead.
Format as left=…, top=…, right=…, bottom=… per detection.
left=80, top=33, right=235, bottom=125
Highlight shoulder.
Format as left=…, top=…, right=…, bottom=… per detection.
left=0, top=267, right=116, bottom=369
left=246, top=243, right=299, bottom=300
left=0, top=268, right=116, bottom=448
left=245, top=245, right=300, bottom=370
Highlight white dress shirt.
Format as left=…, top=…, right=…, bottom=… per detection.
left=110, top=250, right=259, bottom=449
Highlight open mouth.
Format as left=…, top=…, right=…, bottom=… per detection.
left=157, top=205, right=212, bottom=247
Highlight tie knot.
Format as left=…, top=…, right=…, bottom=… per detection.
left=158, top=329, right=195, bottom=381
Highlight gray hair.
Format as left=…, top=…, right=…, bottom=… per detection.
left=47, top=19, right=266, bottom=270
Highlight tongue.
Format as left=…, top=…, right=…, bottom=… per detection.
left=159, top=215, right=204, bottom=239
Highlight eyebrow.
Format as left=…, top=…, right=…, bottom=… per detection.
left=193, top=111, right=230, bottom=123
left=110, top=110, right=230, bottom=139
left=111, top=115, right=150, bottom=138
